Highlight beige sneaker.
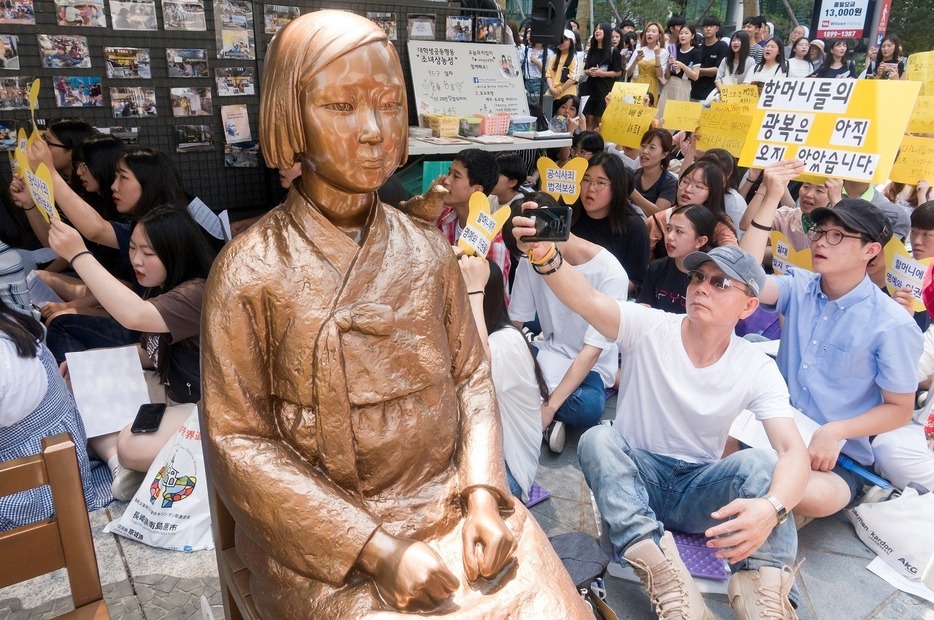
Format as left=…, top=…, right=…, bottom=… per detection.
left=623, top=531, right=713, bottom=620
left=728, top=566, right=798, bottom=620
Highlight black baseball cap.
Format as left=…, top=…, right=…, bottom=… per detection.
left=810, top=198, right=892, bottom=245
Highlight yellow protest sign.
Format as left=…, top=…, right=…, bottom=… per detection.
left=907, top=96, right=934, bottom=135
left=770, top=231, right=812, bottom=274
left=720, top=84, right=759, bottom=106
left=890, top=135, right=934, bottom=184
left=608, top=82, right=649, bottom=105
left=696, top=108, right=752, bottom=158
left=710, top=100, right=755, bottom=116
left=884, top=238, right=931, bottom=313
left=16, top=150, right=58, bottom=223
left=600, top=102, right=657, bottom=149
left=663, top=100, right=702, bottom=132
left=739, top=78, right=920, bottom=184
left=27, top=78, right=39, bottom=130
left=537, top=156, right=588, bottom=203
left=906, top=50, right=934, bottom=85
left=457, top=191, right=509, bottom=258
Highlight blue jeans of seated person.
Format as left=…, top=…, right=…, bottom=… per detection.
left=578, top=425, right=800, bottom=606
left=505, top=462, right=522, bottom=499
left=554, top=370, right=606, bottom=429
left=46, top=314, right=135, bottom=364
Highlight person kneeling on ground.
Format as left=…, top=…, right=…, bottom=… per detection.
left=513, top=206, right=809, bottom=620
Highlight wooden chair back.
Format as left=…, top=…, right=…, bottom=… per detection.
left=0, top=433, right=109, bottom=619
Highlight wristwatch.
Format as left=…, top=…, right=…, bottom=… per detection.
left=764, top=495, right=789, bottom=525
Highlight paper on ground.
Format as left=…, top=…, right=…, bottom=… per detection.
left=867, top=557, right=934, bottom=604
left=26, top=270, right=62, bottom=306
left=218, top=209, right=232, bottom=241
left=66, top=345, right=149, bottom=437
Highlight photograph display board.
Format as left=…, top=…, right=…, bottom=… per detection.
left=408, top=41, right=529, bottom=117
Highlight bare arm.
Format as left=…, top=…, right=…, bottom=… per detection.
left=630, top=187, right=672, bottom=218
left=512, top=218, right=621, bottom=342
left=47, top=219, right=168, bottom=333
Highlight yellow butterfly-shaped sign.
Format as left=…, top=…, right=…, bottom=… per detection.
left=769, top=231, right=812, bottom=274
left=537, top=156, right=588, bottom=204
left=457, top=191, right=510, bottom=258
left=884, top=237, right=931, bottom=313
left=16, top=149, right=58, bottom=223
left=28, top=78, right=40, bottom=130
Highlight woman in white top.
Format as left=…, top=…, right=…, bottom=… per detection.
left=460, top=256, right=548, bottom=502
left=714, top=30, right=755, bottom=94
left=518, top=29, right=545, bottom=101
left=749, top=37, right=788, bottom=84
left=786, top=36, right=814, bottom=78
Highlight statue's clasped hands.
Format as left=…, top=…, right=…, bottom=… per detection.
left=357, top=487, right=516, bottom=611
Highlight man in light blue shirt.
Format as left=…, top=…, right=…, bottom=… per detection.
left=743, top=160, right=923, bottom=519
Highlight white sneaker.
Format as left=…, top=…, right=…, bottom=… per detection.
left=544, top=420, right=566, bottom=454
left=111, top=465, right=145, bottom=501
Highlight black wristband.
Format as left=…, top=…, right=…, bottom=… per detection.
left=69, top=250, right=93, bottom=264
left=749, top=220, right=771, bottom=232
left=467, top=291, right=484, bottom=296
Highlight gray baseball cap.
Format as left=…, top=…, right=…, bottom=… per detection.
left=683, top=246, right=767, bottom=298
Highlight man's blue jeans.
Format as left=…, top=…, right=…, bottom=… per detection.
left=578, top=425, right=800, bottom=604
left=554, top=370, right=606, bottom=429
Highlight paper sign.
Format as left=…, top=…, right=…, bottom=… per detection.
left=537, top=156, right=588, bottom=203
left=770, top=231, right=813, bottom=274
left=600, top=102, right=657, bottom=149
left=720, top=84, right=759, bottom=106
left=27, top=77, right=39, bottom=130
left=884, top=237, right=931, bottom=312
left=66, top=346, right=151, bottom=438
left=17, top=154, right=58, bottom=223
left=710, top=100, right=755, bottom=116
left=663, top=100, right=703, bottom=132
left=907, top=96, right=934, bottom=135
left=696, top=108, right=752, bottom=158
left=457, top=191, right=510, bottom=258
left=907, top=51, right=934, bottom=86
left=890, top=135, right=934, bottom=184
left=608, top=81, right=650, bottom=105
left=739, top=78, right=920, bottom=184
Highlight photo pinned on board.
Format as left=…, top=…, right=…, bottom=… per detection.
left=54, top=0, right=105, bottom=27
left=110, top=0, right=157, bottom=30
left=162, top=0, right=205, bottom=31
left=37, top=34, right=91, bottom=68
left=53, top=76, right=102, bottom=107
left=104, top=47, right=151, bottom=79
left=0, top=35, right=19, bottom=69
left=215, top=67, right=254, bottom=96
left=110, top=86, right=157, bottom=117
left=167, top=48, right=208, bottom=78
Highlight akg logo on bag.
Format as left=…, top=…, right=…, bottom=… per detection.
left=150, top=446, right=198, bottom=508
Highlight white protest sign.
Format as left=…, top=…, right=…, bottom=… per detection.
left=66, top=345, right=151, bottom=438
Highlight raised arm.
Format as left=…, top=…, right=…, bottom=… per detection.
left=27, top=140, right=118, bottom=248
left=512, top=220, right=621, bottom=341
left=47, top=219, right=167, bottom=332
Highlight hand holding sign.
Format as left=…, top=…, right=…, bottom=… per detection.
left=457, top=192, right=510, bottom=258
left=16, top=149, right=58, bottom=223
left=48, top=218, right=88, bottom=263
left=884, top=238, right=932, bottom=313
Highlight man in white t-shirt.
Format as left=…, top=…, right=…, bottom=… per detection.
left=509, top=232, right=628, bottom=454
left=511, top=215, right=810, bottom=620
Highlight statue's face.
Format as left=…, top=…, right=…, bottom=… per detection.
left=300, top=41, right=406, bottom=194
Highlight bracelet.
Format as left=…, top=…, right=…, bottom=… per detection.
left=528, top=243, right=557, bottom=266
left=69, top=250, right=93, bottom=264
left=467, top=290, right=484, bottom=296
left=533, top=250, right=564, bottom=276
left=749, top=220, right=771, bottom=232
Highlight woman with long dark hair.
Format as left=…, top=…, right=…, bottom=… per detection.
left=571, top=151, right=649, bottom=292
left=645, top=160, right=737, bottom=259
left=0, top=295, right=112, bottom=530
left=787, top=36, right=814, bottom=78
left=750, top=37, right=788, bottom=83
left=580, top=21, right=623, bottom=128
left=714, top=30, right=755, bottom=95
left=810, top=39, right=857, bottom=78
left=48, top=205, right=215, bottom=499
left=658, top=23, right=700, bottom=114
left=865, top=34, right=905, bottom=79
left=545, top=29, right=579, bottom=108
left=459, top=257, right=549, bottom=501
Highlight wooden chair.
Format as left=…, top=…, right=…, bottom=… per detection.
left=0, top=433, right=109, bottom=619
left=205, top=447, right=261, bottom=620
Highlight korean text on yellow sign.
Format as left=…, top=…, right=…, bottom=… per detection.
left=608, top=82, right=650, bottom=106
left=600, top=103, right=656, bottom=149
left=663, top=100, right=702, bottom=132
left=907, top=96, right=934, bottom=135
left=720, top=84, right=759, bottom=106
left=890, top=135, right=934, bottom=185
left=770, top=231, right=812, bottom=275
left=738, top=78, right=920, bottom=184
left=884, top=238, right=932, bottom=313
left=696, top=108, right=752, bottom=158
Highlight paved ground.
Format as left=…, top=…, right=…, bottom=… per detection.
left=2, top=397, right=934, bottom=619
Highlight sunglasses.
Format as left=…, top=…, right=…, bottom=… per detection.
left=687, top=270, right=753, bottom=296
